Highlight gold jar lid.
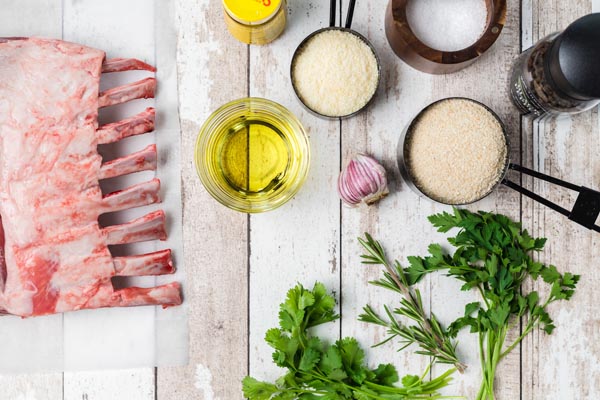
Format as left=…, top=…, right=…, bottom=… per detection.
left=223, top=0, right=282, bottom=25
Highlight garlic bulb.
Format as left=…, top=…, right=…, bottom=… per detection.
left=338, top=154, right=389, bottom=206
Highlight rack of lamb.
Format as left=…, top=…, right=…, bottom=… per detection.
left=0, top=37, right=181, bottom=317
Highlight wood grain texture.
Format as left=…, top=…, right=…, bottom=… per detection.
left=521, top=1, right=600, bottom=399
left=247, top=0, right=342, bottom=384
left=341, top=0, right=521, bottom=399
left=339, top=0, right=437, bottom=389
left=157, top=0, right=249, bottom=399
left=0, top=1, right=63, bottom=399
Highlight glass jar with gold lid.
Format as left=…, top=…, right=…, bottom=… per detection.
left=223, top=0, right=287, bottom=45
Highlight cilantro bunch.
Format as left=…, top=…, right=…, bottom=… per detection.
left=243, top=282, right=458, bottom=400
left=361, top=209, right=579, bottom=400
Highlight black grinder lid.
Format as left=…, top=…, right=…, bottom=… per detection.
left=545, top=13, right=600, bottom=101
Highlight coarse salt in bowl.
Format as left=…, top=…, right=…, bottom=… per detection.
left=291, top=28, right=380, bottom=118
left=406, top=0, right=488, bottom=52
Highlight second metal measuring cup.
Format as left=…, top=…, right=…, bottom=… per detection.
left=398, top=97, right=600, bottom=232
left=290, top=0, right=381, bottom=119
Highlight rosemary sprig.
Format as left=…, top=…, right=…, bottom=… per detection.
left=358, top=233, right=467, bottom=373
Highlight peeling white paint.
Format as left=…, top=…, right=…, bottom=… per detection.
left=554, top=115, right=572, bottom=169
left=533, top=117, right=547, bottom=173
left=195, top=364, right=216, bottom=400
left=12, top=389, right=38, bottom=400
left=176, top=0, right=220, bottom=125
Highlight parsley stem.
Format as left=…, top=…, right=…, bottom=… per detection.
left=477, top=285, right=491, bottom=309
left=500, top=318, right=535, bottom=359
left=301, top=371, right=390, bottom=400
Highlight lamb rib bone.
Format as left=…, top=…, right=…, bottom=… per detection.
left=113, top=249, right=174, bottom=276
left=99, top=144, right=157, bottom=180
left=102, top=58, right=156, bottom=73
left=97, top=107, right=155, bottom=144
left=102, top=210, right=167, bottom=246
left=98, top=77, right=156, bottom=108
left=102, top=178, right=161, bottom=214
left=84, top=282, right=181, bottom=310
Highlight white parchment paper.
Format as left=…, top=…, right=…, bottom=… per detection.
left=0, top=0, right=188, bottom=373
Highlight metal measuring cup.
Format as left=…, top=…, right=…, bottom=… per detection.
left=290, top=0, right=381, bottom=119
left=397, top=97, right=600, bottom=232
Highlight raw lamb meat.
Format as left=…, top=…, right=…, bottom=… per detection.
left=0, top=37, right=181, bottom=317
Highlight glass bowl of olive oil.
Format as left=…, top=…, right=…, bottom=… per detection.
left=195, top=98, right=310, bottom=213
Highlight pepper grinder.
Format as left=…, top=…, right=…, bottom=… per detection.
left=510, top=13, right=600, bottom=117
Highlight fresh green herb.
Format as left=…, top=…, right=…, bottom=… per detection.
left=243, top=282, right=459, bottom=400
left=363, top=208, right=579, bottom=400
left=358, top=234, right=466, bottom=373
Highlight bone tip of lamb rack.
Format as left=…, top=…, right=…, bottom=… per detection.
left=102, top=57, right=156, bottom=73
left=101, top=178, right=162, bottom=214
left=97, top=107, right=156, bottom=145
left=99, top=143, right=158, bottom=180
left=113, top=249, right=174, bottom=277
left=98, top=77, right=157, bottom=109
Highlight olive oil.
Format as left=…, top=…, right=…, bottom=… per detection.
left=196, top=98, right=310, bottom=213
left=219, top=119, right=290, bottom=195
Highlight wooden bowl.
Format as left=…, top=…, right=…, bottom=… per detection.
left=385, top=0, right=507, bottom=74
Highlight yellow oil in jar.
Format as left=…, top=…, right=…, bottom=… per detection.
left=196, top=98, right=310, bottom=213
left=218, top=119, right=290, bottom=195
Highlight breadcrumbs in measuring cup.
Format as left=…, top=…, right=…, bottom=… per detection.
left=405, top=99, right=508, bottom=204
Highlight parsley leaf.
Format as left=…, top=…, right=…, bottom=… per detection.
left=243, top=282, right=457, bottom=399
left=394, top=208, right=579, bottom=399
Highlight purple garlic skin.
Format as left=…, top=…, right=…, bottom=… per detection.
left=338, top=154, right=389, bottom=207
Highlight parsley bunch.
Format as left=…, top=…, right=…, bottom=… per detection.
left=362, top=209, right=579, bottom=400
left=243, top=282, right=458, bottom=400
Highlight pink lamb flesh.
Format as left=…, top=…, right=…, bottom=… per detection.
left=0, top=38, right=181, bottom=317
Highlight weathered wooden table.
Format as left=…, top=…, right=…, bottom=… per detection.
left=1, top=0, right=599, bottom=399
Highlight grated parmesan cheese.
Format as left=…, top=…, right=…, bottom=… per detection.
left=292, top=30, right=379, bottom=117
left=405, top=99, right=507, bottom=204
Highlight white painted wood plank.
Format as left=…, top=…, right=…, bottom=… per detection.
left=157, top=0, right=249, bottom=399
left=248, top=0, right=341, bottom=383
left=339, top=0, right=435, bottom=389
left=0, top=1, right=63, bottom=399
left=522, top=1, right=600, bottom=400
left=521, top=0, right=534, bottom=51
left=341, top=1, right=522, bottom=399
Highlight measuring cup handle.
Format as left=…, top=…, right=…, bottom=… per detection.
left=345, top=0, right=356, bottom=29
left=502, top=164, right=600, bottom=233
left=331, top=0, right=357, bottom=29
left=330, top=0, right=336, bottom=27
